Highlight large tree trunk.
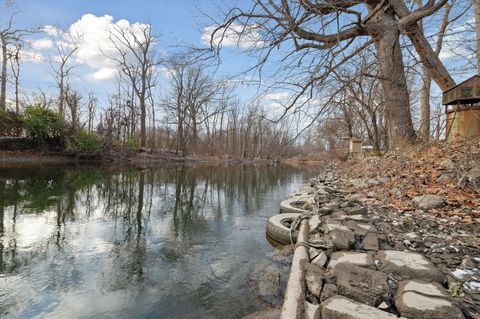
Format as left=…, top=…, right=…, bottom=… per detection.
left=475, top=0, right=480, bottom=74
left=0, top=36, right=7, bottom=110
left=419, top=67, right=432, bottom=139
left=418, top=1, right=451, bottom=139
left=371, top=7, right=416, bottom=147
left=140, top=99, right=146, bottom=147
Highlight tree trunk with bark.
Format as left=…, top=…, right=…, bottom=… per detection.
left=475, top=0, right=480, bottom=74
left=370, top=6, right=416, bottom=147
left=0, top=35, right=7, bottom=110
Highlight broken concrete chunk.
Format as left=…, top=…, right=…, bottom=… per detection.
left=376, top=250, right=445, bottom=283
left=311, top=251, right=328, bottom=268
left=328, top=251, right=375, bottom=270
left=411, top=195, right=444, bottom=210
left=329, top=229, right=353, bottom=250
left=304, top=301, right=320, bottom=319
left=325, top=263, right=388, bottom=306
left=344, top=221, right=376, bottom=236
left=320, top=295, right=401, bottom=319
left=346, top=206, right=368, bottom=215
left=320, top=283, right=338, bottom=302
left=305, top=263, right=324, bottom=298
left=308, top=214, right=321, bottom=234
left=323, top=218, right=350, bottom=233
left=395, top=279, right=464, bottom=319
left=363, top=232, right=379, bottom=251
left=309, top=247, right=320, bottom=261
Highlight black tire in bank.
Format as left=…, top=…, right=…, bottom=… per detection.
left=266, top=213, right=300, bottom=245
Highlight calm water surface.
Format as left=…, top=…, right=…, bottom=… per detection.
left=0, top=163, right=317, bottom=319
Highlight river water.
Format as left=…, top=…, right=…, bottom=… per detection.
left=0, top=163, right=317, bottom=319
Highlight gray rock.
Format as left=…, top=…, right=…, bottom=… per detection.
left=376, top=250, right=445, bottom=283
left=308, top=214, right=321, bottom=234
left=305, top=263, right=324, bottom=298
left=320, top=284, right=338, bottom=302
left=344, top=220, right=376, bottom=236
left=411, top=195, right=444, bottom=210
left=459, top=167, right=480, bottom=187
left=328, top=251, right=375, bottom=270
left=363, top=232, right=379, bottom=251
left=395, top=279, right=464, bottom=319
left=311, top=251, right=328, bottom=268
left=325, top=263, right=388, bottom=306
left=346, top=206, right=368, bottom=215
left=309, top=247, right=320, bottom=260
left=329, top=229, right=353, bottom=250
left=439, top=159, right=456, bottom=170
left=352, top=179, right=369, bottom=189
left=304, top=301, right=320, bottom=319
left=323, top=218, right=350, bottom=233
left=320, top=295, right=402, bottom=319
left=438, top=173, right=454, bottom=183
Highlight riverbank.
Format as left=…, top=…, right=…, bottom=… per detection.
left=248, top=139, right=480, bottom=318
left=0, top=149, right=280, bottom=166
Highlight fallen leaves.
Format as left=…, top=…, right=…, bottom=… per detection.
left=338, top=138, right=480, bottom=224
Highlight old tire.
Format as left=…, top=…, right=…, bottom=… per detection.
left=279, top=196, right=310, bottom=214
left=266, top=213, right=300, bottom=245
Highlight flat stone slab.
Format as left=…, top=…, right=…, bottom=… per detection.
left=323, top=218, right=350, bottom=233
left=320, top=295, right=402, bottom=319
left=325, top=263, right=388, bottom=306
left=362, top=232, right=379, bottom=251
left=328, top=252, right=375, bottom=270
left=411, top=195, right=444, bottom=210
left=345, top=221, right=377, bottom=236
left=376, top=250, right=445, bottom=283
left=395, top=280, right=464, bottom=319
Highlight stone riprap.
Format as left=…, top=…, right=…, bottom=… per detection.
left=275, top=176, right=474, bottom=319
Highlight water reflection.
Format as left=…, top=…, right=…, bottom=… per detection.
left=0, top=163, right=316, bottom=318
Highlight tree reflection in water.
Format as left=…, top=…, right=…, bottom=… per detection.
left=0, top=163, right=313, bottom=318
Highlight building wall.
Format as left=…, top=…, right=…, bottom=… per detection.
left=446, top=107, right=480, bottom=141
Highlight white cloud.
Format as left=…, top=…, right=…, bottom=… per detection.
left=41, top=14, right=152, bottom=82
left=201, top=23, right=264, bottom=49
left=263, top=92, right=292, bottom=101
left=30, top=38, right=53, bottom=50
left=20, top=50, right=45, bottom=63
left=88, top=67, right=117, bottom=81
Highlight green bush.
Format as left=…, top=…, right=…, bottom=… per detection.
left=24, top=105, right=64, bottom=144
left=72, top=129, right=103, bottom=153
left=0, top=109, right=24, bottom=136
left=125, top=135, right=139, bottom=151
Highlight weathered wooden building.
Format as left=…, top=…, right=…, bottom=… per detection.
left=443, top=75, right=480, bottom=141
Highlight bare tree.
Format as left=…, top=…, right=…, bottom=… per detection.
left=64, top=85, right=82, bottom=132
left=108, top=23, right=160, bottom=147
left=49, top=27, right=79, bottom=119
left=86, top=92, right=97, bottom=133
left=8, top=41, right=21, bottom=113
left=418, top=0, right=455, bottom=139
left=210, top=0, right=456, bottom=148
left=0, top=12, right=30, bottom=110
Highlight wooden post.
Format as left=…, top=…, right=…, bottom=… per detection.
left=280, top=219, right=310, bottom=319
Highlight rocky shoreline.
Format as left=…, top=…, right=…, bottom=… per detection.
left=248, top=167, right=480, bottom=319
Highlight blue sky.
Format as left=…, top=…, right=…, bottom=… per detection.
left=2, top=0, right=261, bottom=105
left=0, top=0, right=477, bottom=131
